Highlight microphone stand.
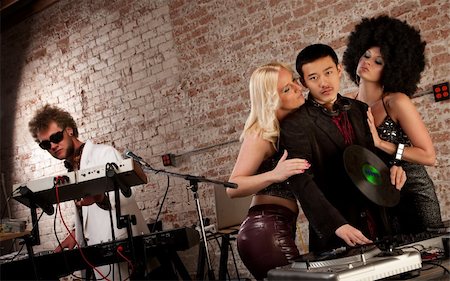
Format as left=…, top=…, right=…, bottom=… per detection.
left=125, top=151, right=237, bottom=280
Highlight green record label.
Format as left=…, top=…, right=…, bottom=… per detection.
left=361, top=163, right=382, bottom=186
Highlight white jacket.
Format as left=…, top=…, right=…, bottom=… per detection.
left=73, top=140, right=149, bottom=280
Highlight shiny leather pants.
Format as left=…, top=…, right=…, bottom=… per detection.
left=237, top=204, right=299, bottom=280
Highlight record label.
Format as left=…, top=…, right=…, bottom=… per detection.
left=361, top=164, right=382, bottom=186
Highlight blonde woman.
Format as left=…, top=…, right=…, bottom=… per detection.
left=227, top=62, right=309, bottom=280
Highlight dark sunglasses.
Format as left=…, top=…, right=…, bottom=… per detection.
left=39, top=129, right=65, bottom=150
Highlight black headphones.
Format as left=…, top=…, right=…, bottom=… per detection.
left=309, top=96, right=352, bottom=117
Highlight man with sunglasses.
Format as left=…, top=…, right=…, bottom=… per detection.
left=28, top=104, right=150, bottom=280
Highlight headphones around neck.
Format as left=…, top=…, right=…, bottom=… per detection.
left=310, top=96, right=352, bottom=117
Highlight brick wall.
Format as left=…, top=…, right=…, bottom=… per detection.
left=1, top=0, right=449, bottom=279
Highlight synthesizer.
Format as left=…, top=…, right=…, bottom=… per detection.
left=0, top=227, right=200, bottom=280
left=12, top=158, right=147, bottom=209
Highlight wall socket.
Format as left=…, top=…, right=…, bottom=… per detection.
left=433, top=82, right=449, bottom=102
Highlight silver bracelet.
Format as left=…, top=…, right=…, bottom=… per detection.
left=395, top=143, right=405, bottom=160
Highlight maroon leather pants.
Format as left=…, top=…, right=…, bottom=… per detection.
left=237, top=204, right=299, bottom=280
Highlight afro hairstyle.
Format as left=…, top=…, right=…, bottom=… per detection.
left=343, top=15, right=426, bottom=97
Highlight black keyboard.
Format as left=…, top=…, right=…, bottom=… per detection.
left=0, top=227, right=200, bottom=280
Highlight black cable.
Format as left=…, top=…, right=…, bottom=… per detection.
left=106, top=162, right=122, bottom=281
left=97, top=164, right=115, bottom=280
left=52, top=177, right=72, bottom=252
left=422, top=260, right=450, bottom=275
left=53, top=200, right=63, bottom=251
left=7, top=211, right=44, bottom=262
left=52, top=201, right=89, bottom=280
left=152, top=175, right=170, bottom=233
left=5, top=242, right=25, bottom=262
left=96, top=265, right=113, bottom=280
left=105, top=186, right=116, bottom=241
left=51, top=178, right=87, bottom=280
left=104, top=189, right=118, bottom=279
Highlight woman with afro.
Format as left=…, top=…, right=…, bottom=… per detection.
left=343, top=15, right=443, bottom=234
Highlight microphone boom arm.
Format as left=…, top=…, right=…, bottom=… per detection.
left=124, top=150, right=237, bottom=189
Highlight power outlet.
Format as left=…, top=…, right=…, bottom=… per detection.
left=433, top=82, right=449, bottom=102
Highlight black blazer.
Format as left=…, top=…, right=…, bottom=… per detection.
left=279, top=95, right=379, bottom=252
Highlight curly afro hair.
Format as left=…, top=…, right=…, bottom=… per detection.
left=343, top=15, right=426, bottom=97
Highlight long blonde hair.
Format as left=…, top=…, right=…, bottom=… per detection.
left=241, top=62, right=294, bottom=146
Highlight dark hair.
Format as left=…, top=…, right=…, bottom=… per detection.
left=29, top=104, right=78, bottom=142
left=296, top=44, right=339, bottom=80
left=343, top=15, right=426, bottom=97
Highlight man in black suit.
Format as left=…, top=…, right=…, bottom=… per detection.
left=279, top=44, right=406, bottom=253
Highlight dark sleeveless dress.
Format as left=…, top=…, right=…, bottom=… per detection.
left=377, top=113, right=443, bottom=233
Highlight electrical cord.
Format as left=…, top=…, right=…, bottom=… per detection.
left=55, top=181, right=111, bottom=281
left=6, top=211, right=44, bottom=262
left=152, top=175, right=170, bottom=233
left=116, top=245, right=134, bottom=281
left=52, top=187, right=90, bottom=281
left=52, top=198, right=82, bottom=279
left=422, top=260, right=450, bottom=275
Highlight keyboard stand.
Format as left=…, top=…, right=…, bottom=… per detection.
left=21, top=234, right=38, bottom=279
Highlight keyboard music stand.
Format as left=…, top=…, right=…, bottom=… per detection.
left=14, top=185, right=57, bottom=246
left=124, top=151, right=238, bottom=280
left=11, top=158, right=147, bottom=242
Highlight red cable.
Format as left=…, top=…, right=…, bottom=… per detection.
left=116, top=247, right=134, bottom=281
left=55, top=183, right=111, bottom=281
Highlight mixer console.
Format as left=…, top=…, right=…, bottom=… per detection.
left=268, top=231, right=449, bottom=281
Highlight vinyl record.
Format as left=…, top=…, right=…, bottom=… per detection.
left=343, top=145, right=400, bottom=207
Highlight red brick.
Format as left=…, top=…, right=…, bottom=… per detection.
left=2, top=1, right=449, bottom=280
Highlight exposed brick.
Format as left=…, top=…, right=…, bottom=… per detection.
left=431, top=53, right=450, bottom=65
left=2, top=1, right=449, bottom=280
